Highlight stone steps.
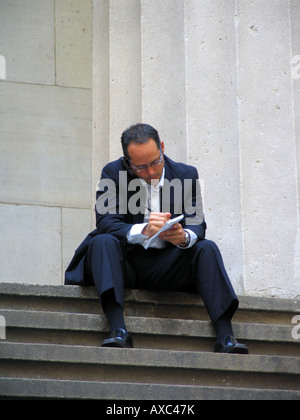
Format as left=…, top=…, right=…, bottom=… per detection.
left=0, top=283, right=299, bottom=400
left=1, top=378, right=299, bottom=401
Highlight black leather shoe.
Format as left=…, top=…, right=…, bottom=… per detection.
left=214, top=336, right=249, bottom=354
left=101, top=329, right=134, bottom=348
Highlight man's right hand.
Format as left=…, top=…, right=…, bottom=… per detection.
left=142, top=212, right=171, bottom=238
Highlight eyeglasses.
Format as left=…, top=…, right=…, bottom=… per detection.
left=128, top=149, right=164, bottom=173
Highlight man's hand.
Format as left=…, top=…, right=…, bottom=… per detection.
left=142, top=212, right=171, bottom=238
left=159, top=223, right=187, bottom=247
left=142, top=212, right=187, bottom=247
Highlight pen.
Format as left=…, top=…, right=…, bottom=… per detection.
left=141, top=203, right=152, bottom=213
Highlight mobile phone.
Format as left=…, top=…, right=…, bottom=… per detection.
left=121, top=157, right=137, bottom=178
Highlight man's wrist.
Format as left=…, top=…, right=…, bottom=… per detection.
left=141, top=225, right=148, bottom=237
left=179, top=230, right=190, bottom=248
left=127, top=223, right=148, bottom=245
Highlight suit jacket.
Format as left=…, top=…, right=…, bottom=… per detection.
left=65, top=155, right=206, bottom=286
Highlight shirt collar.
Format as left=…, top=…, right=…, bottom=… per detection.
left=140, top=167, right=165, bottom=191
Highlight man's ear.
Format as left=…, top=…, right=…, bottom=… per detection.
left=161, top=141, right=165, bottom=154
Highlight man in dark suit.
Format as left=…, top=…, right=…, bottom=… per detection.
left=65, top=123, right=248, bottom=354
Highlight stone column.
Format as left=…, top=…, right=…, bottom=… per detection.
left=185, top=0, right=244, bottom=293
left=290, top=0, right=300, bottom=291
left=237, top=0, right=299, bottom=297
left=141, top=0, right=187, bottom=162
left=93, top=0, right=142, bottom=189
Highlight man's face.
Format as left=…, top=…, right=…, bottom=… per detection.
left=127, top=139, right=165, bottom=185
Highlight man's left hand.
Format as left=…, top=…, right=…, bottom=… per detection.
left=159, top=223, right=187, bottom=247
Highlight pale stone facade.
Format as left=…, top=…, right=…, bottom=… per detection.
left=0, top=1, right=299, bottom=299
left=0, top=0, right=93, bottom=285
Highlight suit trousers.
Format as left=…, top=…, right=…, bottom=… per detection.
left=84, top=234, right=239, bottom=324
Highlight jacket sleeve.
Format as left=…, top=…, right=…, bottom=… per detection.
left=95, top=163, right=134, bottom=240
left=183, top=167, right=206, bottom=240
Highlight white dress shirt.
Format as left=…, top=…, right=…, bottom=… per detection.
left=126, top=168, right=198, bottom=249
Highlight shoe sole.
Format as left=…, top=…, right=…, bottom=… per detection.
left=214, top=344, right=249, bottom=354
left=227, top=345, right=249, bottom=354
left=101, top=338, right=134, bottom=349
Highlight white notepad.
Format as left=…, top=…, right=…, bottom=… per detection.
left=143, top=215, right=184, bottom=249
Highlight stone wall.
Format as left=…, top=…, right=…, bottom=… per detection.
left=1, top=0, right=299, bottom=299
left=0, top=0, right=93, bottom=285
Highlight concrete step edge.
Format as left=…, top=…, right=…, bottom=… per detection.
left=0, top=283, right=299, bottom=314
left=0, top=378, right=299, bottom=400
left=1, top=342, right=299, bottom=375
left=1, top=308, right=298, bottom=343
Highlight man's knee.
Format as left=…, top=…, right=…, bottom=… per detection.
left=89, top=234, right=121, bottom=252
left=194, top=239, right=219, bottom=253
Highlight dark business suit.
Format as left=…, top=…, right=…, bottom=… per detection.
left=65, top=155, right=238, bottom=324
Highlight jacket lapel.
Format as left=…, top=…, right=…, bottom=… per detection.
left=161, top=156, right=178, bottom=218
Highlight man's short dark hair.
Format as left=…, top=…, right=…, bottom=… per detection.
left=121, top=123, right=161, bottom=159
